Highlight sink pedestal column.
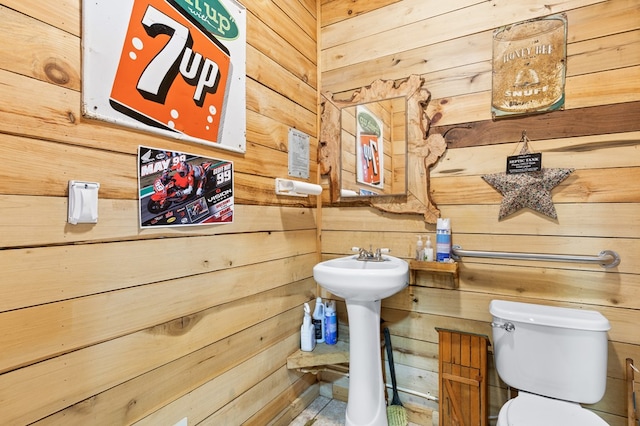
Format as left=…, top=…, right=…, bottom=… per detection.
left=345, top=299, right=387, bottom=426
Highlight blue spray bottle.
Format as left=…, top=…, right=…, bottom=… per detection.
left=324, top=300, right=338, bottom=345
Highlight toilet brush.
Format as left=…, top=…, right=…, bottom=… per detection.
left=384, top=327, right=408, bottom=426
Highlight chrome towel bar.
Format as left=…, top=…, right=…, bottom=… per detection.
left=451, top=245, right=620, bottom=269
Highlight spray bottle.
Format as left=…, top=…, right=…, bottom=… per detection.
left=324, top=300, right=338, bottom=345
left=312, top=297, right=325, bottom=343
left=300, top=302, right=316, bottom=352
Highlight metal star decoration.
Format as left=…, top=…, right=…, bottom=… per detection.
left=482, top=167, right=574, bottom=220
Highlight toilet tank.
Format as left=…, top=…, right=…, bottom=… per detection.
left=490, top=300, right=610, bottom=404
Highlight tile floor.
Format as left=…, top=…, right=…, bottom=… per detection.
left=289, top=395, right=421, bottom=426
left=289, top=396, right=346, bottom=426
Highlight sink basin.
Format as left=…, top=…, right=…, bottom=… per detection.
left=313, top=253, right=409, bottom=425
left=313, top=254, right=409, bottom=302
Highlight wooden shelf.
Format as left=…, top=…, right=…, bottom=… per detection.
left=287, top=340, right=349, bottom=370
left=409, top=260, right=459, bottom=289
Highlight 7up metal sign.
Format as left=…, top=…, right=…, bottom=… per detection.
left=82, top=0, right=246, bottom=153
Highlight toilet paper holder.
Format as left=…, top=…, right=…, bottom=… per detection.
left=275, top=178, right=322, bottom=197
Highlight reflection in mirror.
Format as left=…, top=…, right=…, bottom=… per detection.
left=319, top=75, right=448, bottom=223
left=340, top=98, right=406, bottom=198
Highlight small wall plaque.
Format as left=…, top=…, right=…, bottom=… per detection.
left=506, top=152, right=542, bottom=174
left=288, top=128, right=310, bottom=179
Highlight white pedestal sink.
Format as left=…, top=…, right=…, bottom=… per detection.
left=313, top=253, right=409, bottom=426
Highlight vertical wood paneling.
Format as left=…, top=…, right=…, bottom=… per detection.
left=439, top=328, right=492, bottom=426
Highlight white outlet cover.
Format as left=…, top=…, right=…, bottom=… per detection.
left=172, top=418, right=187, bottom=426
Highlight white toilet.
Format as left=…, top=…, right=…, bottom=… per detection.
left=489, top=300, right=611, bottom=426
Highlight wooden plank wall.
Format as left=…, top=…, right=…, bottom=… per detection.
left=0, top=0, right=321, bottom=424
left=320, top=0, right=640, bottom=425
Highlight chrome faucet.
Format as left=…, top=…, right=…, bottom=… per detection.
left=352, top=246, right=390, bottom=262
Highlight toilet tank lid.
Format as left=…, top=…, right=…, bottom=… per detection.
left=490, top=300, right=611, bottom=331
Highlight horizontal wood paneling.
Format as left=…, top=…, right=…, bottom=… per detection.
left=135, top=336, right=303, bottom=425
left=250, top=3, right=317, bottom=64
left=247, top=11, right=318, bottom=89
left=1, top=281, right=315, bottom=425
left=244, top=374, right=317, bottom=425
left=320, top=0, right=401, bottom=27
left=273, top=0, right=318, bottom=41
left=431, top=130, right=640, bottom=174
left=1, top=0, right=321, bottom=424
left=418, top=28, right=640, bottom=102
left=320, top=0, right=640, bottom=424
left=426, top=65, right=640, bottom=126
left=321, top=204, right=640, bottom=238
left=197, top=364, right=306, bottom=425
left=248, top=44, right=317, bottom=113
left=35, top=308, right=304, bottom=425
left=0, top=240, right=315, bottom=310
left=431, top=167, right=640, bottom=205
left=321, top=0, right=639, bottom=94
left=322, top=228, right=639, bottom=274
left=1, top=5, right=80, bottom=90
left=0, top=194, right=317, bottom=247
left=0, top=72, right=318, bottom=207
left=246, top=77, right=317, bottom=137
left=1, top=0, right=79, bottom=36
left=0, top=249, right=317, bottom=372
left=0, top=6, right=318, bottom=204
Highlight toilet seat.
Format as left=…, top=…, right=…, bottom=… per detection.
left=497, top=392, right=608, bottom=426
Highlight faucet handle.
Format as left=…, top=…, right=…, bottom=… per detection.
left=373, top=248, right=390, bottom=261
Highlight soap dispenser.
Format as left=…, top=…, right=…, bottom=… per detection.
left=424, top=235, right=434, bottom=261
left=415, top=235, right=424, bottom=260
left=300, top=303, right=316, bottom=352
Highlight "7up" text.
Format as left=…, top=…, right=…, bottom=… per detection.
left=137, top=6, right=221, bottom=107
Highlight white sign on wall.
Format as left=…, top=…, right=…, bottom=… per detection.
left=82, top=0, right=246, bottom=153
left=288, top=128, right=310, bottom=179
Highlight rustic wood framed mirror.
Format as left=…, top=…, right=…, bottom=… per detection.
left=319, top=75, right=447, bottom=223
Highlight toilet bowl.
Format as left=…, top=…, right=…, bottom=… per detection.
left=490, top=300, right=610, bottom=426
left=496, top=391, right=609, bottom=426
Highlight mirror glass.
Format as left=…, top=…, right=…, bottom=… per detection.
left=339, top=98, right=407, bottom=199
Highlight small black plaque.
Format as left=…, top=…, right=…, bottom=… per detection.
left=506, top=152, right=542, bottom=174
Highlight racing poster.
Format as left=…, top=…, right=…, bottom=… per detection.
left=138, top=146, right=234, bottom=227
left=82, top=0, right=246, bottom=153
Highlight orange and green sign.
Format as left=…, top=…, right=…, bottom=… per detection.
left=82, top=0, right=246, bottom=153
